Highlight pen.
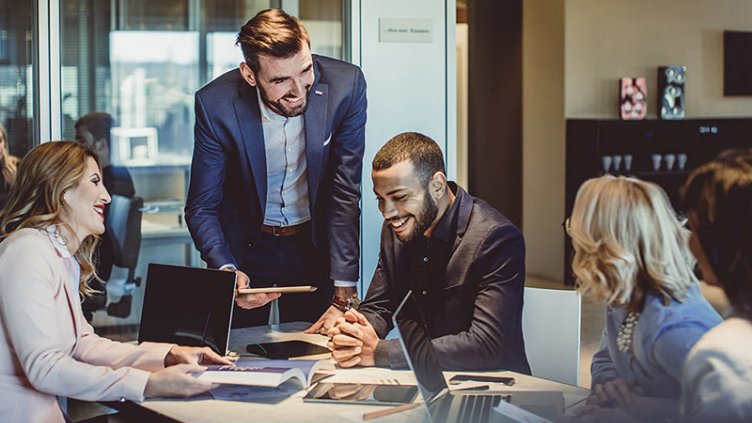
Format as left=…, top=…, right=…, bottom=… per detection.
left=453, top=384, right=490, bottom=392
left=362, top=402, right=421, bottom=421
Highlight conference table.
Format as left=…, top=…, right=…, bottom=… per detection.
left=118, top=322, right=589, bottom=422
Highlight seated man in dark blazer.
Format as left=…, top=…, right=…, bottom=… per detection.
left=327, top=132, right=531, bottom=373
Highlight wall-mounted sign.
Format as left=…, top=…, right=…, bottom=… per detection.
left=379, top=18, right=433, bottom=43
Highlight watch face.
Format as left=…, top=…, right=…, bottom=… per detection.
left=347, top=297, right=362, bottom=309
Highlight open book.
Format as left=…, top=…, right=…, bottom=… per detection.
left=196, top=359, right=332, bottom=389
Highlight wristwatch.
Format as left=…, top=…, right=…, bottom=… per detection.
left=331, top=295, right=361, bottom=312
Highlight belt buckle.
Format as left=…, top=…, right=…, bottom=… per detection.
left=271, top=226, right=284, bottom=236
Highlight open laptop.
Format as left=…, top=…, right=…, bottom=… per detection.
left=138, top=263, right=237, bottom=355
left=393, top=290, right=564, bottom=423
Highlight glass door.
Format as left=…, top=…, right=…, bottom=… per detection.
left=0, top=1, right=35, bottom=163
left=58, top=0, right=346, bottom=333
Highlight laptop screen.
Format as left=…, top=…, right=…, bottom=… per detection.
left=392, top=290, right=449, bottom=404
left=138, top=263, right=236, bottom=355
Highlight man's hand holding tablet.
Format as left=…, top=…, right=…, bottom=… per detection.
left=237, top=286, right=318, bottom=294
left=221, top=267, right=282, bottom=310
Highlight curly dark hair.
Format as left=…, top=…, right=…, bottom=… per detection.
left=682, top=148, right=752, bottom=319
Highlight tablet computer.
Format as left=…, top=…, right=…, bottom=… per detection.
left=237, top=285, right=317, bottom=294
left=246, top=340, right=330, bottom=359
left=303, top=383, right=418, bottom=406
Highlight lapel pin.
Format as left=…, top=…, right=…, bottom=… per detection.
left=315, top=90, right=323, bottom=96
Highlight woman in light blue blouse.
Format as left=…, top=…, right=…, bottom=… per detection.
left=568, top=175, right=722, bottom=419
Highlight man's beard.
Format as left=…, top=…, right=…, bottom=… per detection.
left=258, top=84, right=310, bottom=117
left=396, top=191, right=439, bottom=244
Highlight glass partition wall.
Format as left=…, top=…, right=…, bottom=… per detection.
left=0, top=1, right=35, bottom=158
left=60, top=0, right=345, bottom=221
left=1, top=0, right=345, bottom=336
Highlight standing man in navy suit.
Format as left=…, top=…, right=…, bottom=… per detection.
left=185, top=9, right=366, bottom=330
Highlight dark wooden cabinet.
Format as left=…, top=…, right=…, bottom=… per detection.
left=564, top=118, right=752, bottom=284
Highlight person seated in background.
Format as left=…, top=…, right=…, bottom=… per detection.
left=0, top=123, right=19, bottom=210
left=75, top=112, right=135, bottom=318
left=75, top=112, right=134, bottom=202
left=567, top=175, right=721, bottom=421
left=0, top=141, right=233, bottom=422
left=327, top=132, right=530, bottom=373
left=680, top=149, right=752, bottom=422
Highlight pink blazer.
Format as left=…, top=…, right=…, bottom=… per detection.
left=0, top=228, right=173, bottom=422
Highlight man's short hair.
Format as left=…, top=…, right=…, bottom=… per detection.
left=236, top=8, right=310, bottom=73
left=75, top=112, right=114, bottom=149
left=372, top=132, right=446, bottom=185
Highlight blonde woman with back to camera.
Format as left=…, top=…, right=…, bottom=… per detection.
left=567, top=175, right=721, bottom=422
left=0, top=141, right=233, bottom=422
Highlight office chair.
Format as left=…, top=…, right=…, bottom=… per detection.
left=522, top=287, right=581, bottom=386
left=105, top=194, right=144, bottom=318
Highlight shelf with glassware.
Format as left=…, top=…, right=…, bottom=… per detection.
left=564, top=117, right=752, bottom=284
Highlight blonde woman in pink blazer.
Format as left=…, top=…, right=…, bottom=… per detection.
left=0, top=141, right=233, bottom=422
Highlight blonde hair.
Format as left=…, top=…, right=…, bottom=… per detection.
left=569, top=175, right=697, bottom=310
left=0, top=123, right=8, bottom=166
left=0, top=141, right=101, bottom=296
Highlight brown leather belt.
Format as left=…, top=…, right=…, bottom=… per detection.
left=260, top=221, right=310, bottom=236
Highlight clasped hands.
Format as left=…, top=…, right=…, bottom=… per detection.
left=324, top=308, right=379, bottom=368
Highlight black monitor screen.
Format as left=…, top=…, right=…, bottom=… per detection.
left=138, top=263, right=236, bottom=355
left=724, top=30, right=752, bottom=96
left=392, top=291, right=448, bottom=403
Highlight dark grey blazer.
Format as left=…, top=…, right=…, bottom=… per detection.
left=359, top=185, right=531, bottom=373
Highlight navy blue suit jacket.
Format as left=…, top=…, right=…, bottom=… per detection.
left=185, top=55, right=366, bottom=281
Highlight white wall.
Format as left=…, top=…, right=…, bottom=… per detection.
left=351, top=0, right=456, bottom=294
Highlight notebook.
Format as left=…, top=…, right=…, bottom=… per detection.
left=138, top=263, right=237, bottom=355
left=392, top=290, right=564, bottom=423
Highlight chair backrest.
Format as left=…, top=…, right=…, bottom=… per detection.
left=105, top=195, right=143, bottom=270
left=522, top=287, right=581, bottom=386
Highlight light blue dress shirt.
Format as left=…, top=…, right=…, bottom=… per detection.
left=251, top=92, right=356, bottom=288
left=257, top=90, right=311, bottom=227
left=591, top=282, right=722, bottom=398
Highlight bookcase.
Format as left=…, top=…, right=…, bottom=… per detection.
left=564, top=118, right=752, bottom=284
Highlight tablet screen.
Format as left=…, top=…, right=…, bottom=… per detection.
left=246, top=341, right=330, bottom=359
left=303, top=383, right=418, bottom=406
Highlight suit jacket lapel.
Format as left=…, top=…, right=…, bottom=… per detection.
left=305, top=57, right=329, bottom=210
left=59, top=259, right=80, bottom=340
left=451, top=185, right=472, bottom=255
left=234, top=81, right=267, bottom=213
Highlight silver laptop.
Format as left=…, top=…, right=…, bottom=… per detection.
left=139, top=263, right=237, bottom=355
left=392, top=290, right=564, bottom=423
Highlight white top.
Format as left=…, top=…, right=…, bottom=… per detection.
left=681, top=317, right=752, bottom=422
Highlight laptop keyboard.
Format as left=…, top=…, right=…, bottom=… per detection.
left=457, top=394, right=508, bottom=423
